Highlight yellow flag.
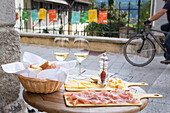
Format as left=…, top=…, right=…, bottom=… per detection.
left=39, top=8, right=47, bottom=21
left=88, top=9, right=98, bottom=23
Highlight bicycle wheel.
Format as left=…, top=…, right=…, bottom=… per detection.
left=123, top=36, right=156, bottom=67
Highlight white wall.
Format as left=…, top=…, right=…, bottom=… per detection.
left=15, top=0, right=24, bottom=32
left=15, top=0, right=24, bottom=9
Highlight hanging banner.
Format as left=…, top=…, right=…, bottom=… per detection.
left=71, top=11, right=80, bottom=24
left=39, top=8, right=47, bottom=21
left=16, top=12, right=19, bottom=20
left=88, top=9, right=98, bottom=23
left=49, top=10, right=57, bottom=22
left=22, top=9, right=29, bottom=22
left=31, top=10, right=39, bottom=23
left=81, top=11, right=89, bottom=24
left=98, top=11, right=108, bottom=25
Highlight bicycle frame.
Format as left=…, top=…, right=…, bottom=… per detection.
left=137, top=26, right=167, bottom=53
left=124, top=25, right=168, bottom=66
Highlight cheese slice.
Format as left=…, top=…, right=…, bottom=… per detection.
left=81, top=83, right=96, bottom=88
left=78, top=80, right=91, bottom=83
left=109, top=82, right=115, bottom=88
left=65, top=80, right=96, bottom=89
left=65, top=80, right=79, bottom=89
left=65, top=80, right=78, bottom=85
left=78, top=82, right=87, bottom=89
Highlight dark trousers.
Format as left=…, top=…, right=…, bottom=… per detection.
left=161, top=23, right=170, bottom=60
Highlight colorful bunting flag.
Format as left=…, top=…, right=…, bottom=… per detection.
left=98, top=11, right=108, bottom=25
left=49, top=10, right=57, bottom=22
left=71, top=11, right=80, bottom=24
left=39, top=8, right=47, bottom=21
left=16, top=12, right=19, bottom=20
left=81, top=11, right=89, bottom=24
left=22, top=9, right=29, bottom=22
left=88, top=9, right=98, bottom=23
left=31, top=10, right=39, bottom=23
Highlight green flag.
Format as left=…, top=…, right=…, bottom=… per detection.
left=81, top=11, right=89, bottom=24
left=22, top=9, right=29, bottom=22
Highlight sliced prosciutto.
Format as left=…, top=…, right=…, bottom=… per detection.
left=64, top=89, right=139, bottom=105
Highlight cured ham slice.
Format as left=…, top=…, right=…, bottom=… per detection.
left=64, top=89, right=139, bottom=105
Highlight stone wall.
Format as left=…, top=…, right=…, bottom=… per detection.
left=0, top=0, right=25, bottom=113
left=20, top=33, right=129, bottom=53
left=20, top=33, right=165, bottom=54
left=0, top=28, right=20, bottom=112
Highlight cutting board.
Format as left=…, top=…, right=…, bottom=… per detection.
left=65, top=81, right=148, bottom=91
left=64, top=93, right=163, bottom=107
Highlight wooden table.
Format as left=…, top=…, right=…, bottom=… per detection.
left=23, top=87, right=148, bottom=113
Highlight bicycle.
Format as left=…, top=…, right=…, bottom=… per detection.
left=123, top=25, right=168, bottom=67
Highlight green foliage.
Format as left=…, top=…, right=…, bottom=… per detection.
left=86, top=0, right=151, bottom=36
left=129, top=0, right=151, bottom=32
left=89, top=0, right=97, bottom=8
left=85, top=20, right=126, bottom=37
left=85, top=22, right=109, bottom=36
left=85, top=4, right=128, bottom=37
left=108, top=5, right=128, bottom=22
left=115, top=2, right=138, bottom=19
left=139, top=0, right=151, bottom=30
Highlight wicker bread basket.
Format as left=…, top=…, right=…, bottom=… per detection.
left=16, top=74, right=63, bottom=93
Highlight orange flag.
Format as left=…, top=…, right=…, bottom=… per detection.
left=98, top=11, right=108, bottom=25
left=49, top=10, right=57, bottom=22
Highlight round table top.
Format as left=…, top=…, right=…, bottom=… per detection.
left=23, top=87, right=148, bottom=113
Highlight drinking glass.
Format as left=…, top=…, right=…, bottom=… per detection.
left=53, top=38, right=70, bottom=61
left=73, top=38, right=89, bottom=79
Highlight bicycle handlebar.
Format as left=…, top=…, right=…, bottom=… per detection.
left=143, top=24, right=152, bottom=29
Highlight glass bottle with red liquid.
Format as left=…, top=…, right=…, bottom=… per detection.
left=98, top=53, right=109, bottom=87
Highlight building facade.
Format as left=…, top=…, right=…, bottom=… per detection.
left=150, top=0, right=168, bottom=31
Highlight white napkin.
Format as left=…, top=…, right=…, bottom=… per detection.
left=1, top=52, right=77, bottom=82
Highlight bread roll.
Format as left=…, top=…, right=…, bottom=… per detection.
left=40, top=61, right=49, bottom=70
left=30, top=64, right=42, bottom=69
left=26, top=67, right=42, bottom=74
left=45, top=63, right=56, bottom=69
left=26, top=61, right=56, bottom=74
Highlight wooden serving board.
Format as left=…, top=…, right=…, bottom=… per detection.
left=64, top=93, right=163, bottom=107
left=123, top=82, right=148, bottom=91
left=65, top=81, right=148, bottom=92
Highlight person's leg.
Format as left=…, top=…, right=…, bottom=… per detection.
left=165, top=30, right=170, bottom=60
left=160, top=23, right=170, bottom=64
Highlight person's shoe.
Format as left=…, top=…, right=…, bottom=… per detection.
left=160, top=60, right=170, bottom=64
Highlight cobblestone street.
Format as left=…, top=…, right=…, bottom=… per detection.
left=21, top=43, right=170, bottom=113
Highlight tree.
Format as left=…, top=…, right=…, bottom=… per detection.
left=136, top=0, right=151, bottom=32
left=85, top=3, right=128, bottom=37
left=109, top=0, right=114, bottom=6
left=127, top=0, right=151, bottom=32
left=89, top=0, right=97, bottom=8
left=140, top=0, right=151, bottom=26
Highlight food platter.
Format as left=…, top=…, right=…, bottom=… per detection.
left=64, top=75, right=162, bottom=108
left=65, top=79, right=148, bottom=91
left=64, top=91, right=163, bottom=107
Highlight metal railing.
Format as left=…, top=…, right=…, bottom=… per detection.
left=15, top=0, right=147, bottom=38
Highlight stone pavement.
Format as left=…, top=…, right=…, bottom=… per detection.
left=20, top=43, right=170, bottom=113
